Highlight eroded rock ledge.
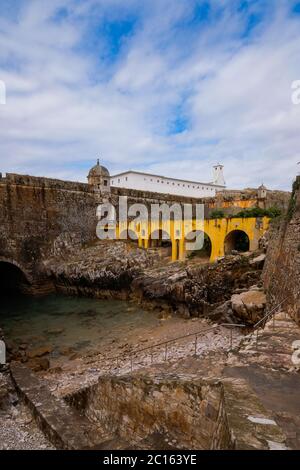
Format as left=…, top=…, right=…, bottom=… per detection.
left=45, top=241, right=265, bottom=323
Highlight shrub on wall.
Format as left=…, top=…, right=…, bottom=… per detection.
left=234, top=206, right=281, bottom=219
left=287, top=177, right=300, bottom=221
left=209, top=209, right=225, bottom=219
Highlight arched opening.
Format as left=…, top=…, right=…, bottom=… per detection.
left=185, top=231, right=212, bottom=262
left=0, top=261, right=30, bottom=295
left=150, top=230, right=172, bottom=257
left=224, top=230, right=250, bottom=255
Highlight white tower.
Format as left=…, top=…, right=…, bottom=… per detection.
left=213, top=164, right=225, bottom=186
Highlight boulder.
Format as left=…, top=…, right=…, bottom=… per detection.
left=231, top=290, right=266, bottom=324
left=27, top=345, right=53, bottom=359
left=250, top=254, right=266, bottom=269
left=45, top=328, right=65, bottom=335
left=27, top=357, right=50, bottom=372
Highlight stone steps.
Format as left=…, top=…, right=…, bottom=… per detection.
left=222, top=376, right=288, bottom=450
left=10, top=362, right=114, bottom=450
left=225, top=311, right=300, bottom=449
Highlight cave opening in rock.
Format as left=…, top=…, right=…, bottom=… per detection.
left=0, top=261, right=30, bottom=296
left=224, top=230, right=250, bottom=254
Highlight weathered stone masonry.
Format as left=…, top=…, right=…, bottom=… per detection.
left=0, top=173, right=97, bottom=288
left=0, top=170, right=291, bottom=293
left=263, top=176, right=300, bottom=325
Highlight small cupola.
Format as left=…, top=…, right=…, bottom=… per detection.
left=258, top=184, right=267, bottom=199
left=88, top=159, right=110, bottom=193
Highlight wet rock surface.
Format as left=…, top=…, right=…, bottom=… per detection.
left=45, top=241, right=159, bottom=298
left=46, top=241, right=264, bottom=322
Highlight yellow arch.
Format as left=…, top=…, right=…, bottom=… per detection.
left=116, top=217, right=270, bottom=263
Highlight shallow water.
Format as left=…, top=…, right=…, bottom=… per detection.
left=0, top=294, right=158, bottom=356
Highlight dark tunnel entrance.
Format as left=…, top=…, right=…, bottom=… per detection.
left=224, top=230, right=250, bottom=255
left=0, top=262, right=30, bottom=295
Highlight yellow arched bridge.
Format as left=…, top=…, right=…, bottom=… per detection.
left=115, top=217, right=270, bottom=262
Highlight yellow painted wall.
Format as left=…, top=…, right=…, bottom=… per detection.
left=116, top=217, right=270, bottom=263
left=209, top=199, right=257, bottom=209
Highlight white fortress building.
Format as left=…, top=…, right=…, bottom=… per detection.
left=110, top=164, right=226, bottom=198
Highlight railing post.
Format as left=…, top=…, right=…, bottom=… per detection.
left=256, top=328, right=259, bottom=350
left=130, top=354, right=133, bottom=372
left=150, top=348, right=153, bottom=364
left=230, top=328, right=233, bottom=350
left=194, top=335, right=198, bottom=356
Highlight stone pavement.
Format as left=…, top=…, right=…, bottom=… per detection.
left=224, top=312, right=300, bottom=449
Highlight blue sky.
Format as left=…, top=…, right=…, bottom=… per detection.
left=0, top=0, right=299, bottom=189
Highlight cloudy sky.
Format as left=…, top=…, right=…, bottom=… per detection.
left=0, top=0, right=299, bottom=189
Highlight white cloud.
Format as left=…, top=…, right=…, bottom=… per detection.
left=0, top=0, right=299, bottom=190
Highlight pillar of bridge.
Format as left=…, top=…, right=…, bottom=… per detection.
left=249, top=237, right=259, bottom=252
left=172, top=239, right=178, bottom=261
left=210, top=237, right=225, bottom=262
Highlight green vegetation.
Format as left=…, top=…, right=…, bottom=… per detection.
left=209, top=209, right=225, bottom=219
left=208, top=206, right=282, bottom=220
left=234, top=206, right=282, bottom=219
left=287, top=178, right=300, bottom=221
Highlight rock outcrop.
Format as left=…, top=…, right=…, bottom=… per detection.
left=231, top=289, right=266, bottom=325
left=46, top=241, right=265, bottom=322
left=46, top=241, right=159, bottom=299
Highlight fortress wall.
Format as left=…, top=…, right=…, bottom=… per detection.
left=263, top=177, right=300, bottom=324
left=0, top=171, right=292, bottom=284
left=0, top=174, right=97, bottom=278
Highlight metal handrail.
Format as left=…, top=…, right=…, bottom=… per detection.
left=253, top=297, right=288, bottom=330
left=104, top=322, right=246, bottom=372
left=252, top=297, right=288, bottom=351
left=99, top=298, right=288, bottom=372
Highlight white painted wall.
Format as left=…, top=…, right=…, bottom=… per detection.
left=110, top=171, right=225, bottom=198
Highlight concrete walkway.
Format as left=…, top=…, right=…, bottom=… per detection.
left=224, top=312, right=300, bottom=449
